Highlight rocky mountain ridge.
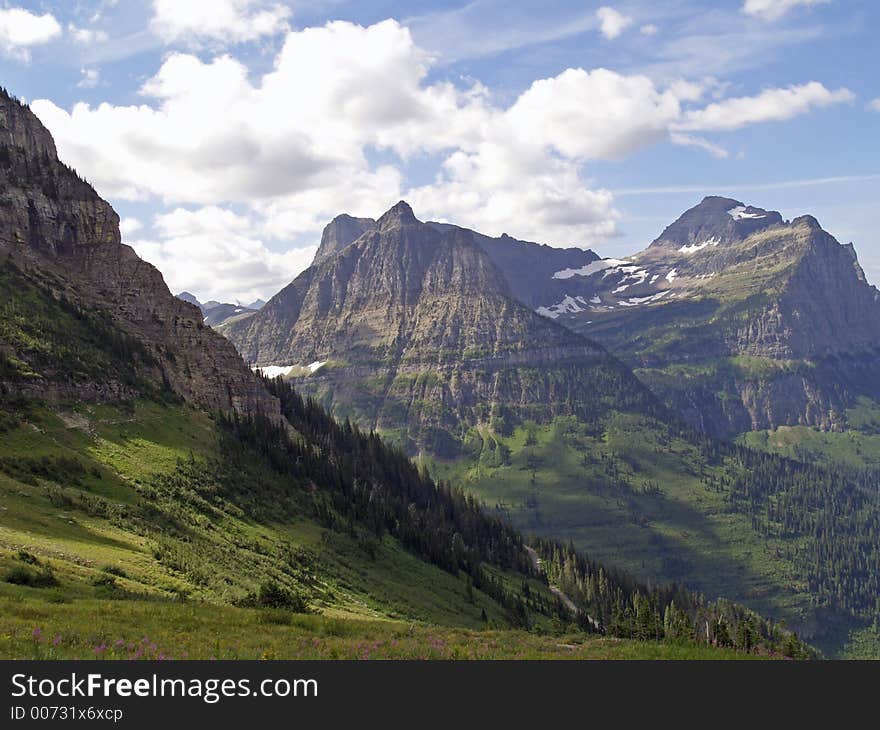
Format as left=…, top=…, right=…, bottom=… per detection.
left=223, top=200, right=657, bottom=454
left=0, top=89, right=278, bottom=417
left=528, top=196, right=880, bottom=436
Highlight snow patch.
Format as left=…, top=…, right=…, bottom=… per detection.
left=254, top=361, right=327, bottom=378
left=678, top=237, right=720, bottom=254
left=728, top=205, right=766, bottom=221
left=666, top=268, right=678, bottom=282
left=552, top=258, right=629, bottom=280
left=536, top=295, right=586, bottom=319
left=254, top=365, right=295, bottom=379
left=619, top=291, right=672, bottom=307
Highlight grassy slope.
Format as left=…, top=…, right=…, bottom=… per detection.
left=739, top=396, right=880, bottom=472
left=431, top=415, right=822, bottom=637
left=0, top=398, right=752, bottom=660
left=0, top=584, right=749, bottom=660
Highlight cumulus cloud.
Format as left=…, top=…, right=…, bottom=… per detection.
left=30, top=19, right=857, bottom=299
left=742, top=0, right=830, bottom=21
left=119, top=217, right=143, bottom=237
left=506, top=68, right=685, bottom=160
left=131, top=206, right=317, bottom=303
left=151, top=0, right=291, bottom=45
left=596, top=6, right=632, bottom=40
left=0, top=7, right=61, bottom=60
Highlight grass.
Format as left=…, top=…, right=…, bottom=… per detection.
left=0, top=397, right=619, bottom=659
left=739, top=426, right=880, bottom=472
left=0, top=584, right=758, bottom=660
left=431, top=415, right=818, bottom=638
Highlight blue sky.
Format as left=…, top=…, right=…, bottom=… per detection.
left=2, top=0, right=878, bottom=302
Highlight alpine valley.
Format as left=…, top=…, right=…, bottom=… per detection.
left=0, top=85, right=874, bottom=661
left=223, top=196, right=880, bottom=658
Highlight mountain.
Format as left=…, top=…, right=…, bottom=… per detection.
left=0, top=90, right=276, bottom=416
left=177, top=290, right=202, bottom=308
left=223, top=201, right=658, bottom=456
left=312, top=211, right=602, bottom=308
left=528, top=196, right=880, bottom=438
left=174, top=292, right=264, bottom=328
left=0, top=88, right=810, bottom=660
left=312, top=213, right=377, bottom=264
left=222, top=198, right=880, bottom=654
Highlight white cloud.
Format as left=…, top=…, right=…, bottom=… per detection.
left=77, top=68, right=101, bottom=89
left=507, top=68, right=687, bottom=160
left=870, top=99, right=880, bottom=112
left=678, top=82, right=853, bottom=131
left=69, top=23, right=109, bottom=45
left=151, top=0, right=291, bottom=45
left=596, top=6, right=632, bottom=40
left=119, top=217, right=143, bottom=237
left=0, top=7, right=61, bottom=60
left=640, top=24, right=659, bottom=36
left=130, top=206, right=317, bottom=303
left=29, top=19, right=857, bottom=299
left=670, top=132, right=730, bottom=159
left=742, top=0, right=830, bottom=21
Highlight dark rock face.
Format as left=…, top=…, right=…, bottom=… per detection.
left=648, top=196, right=783, bottom=251
left=0, top=90, right=278, bottom=417
left=224, top=201, right=655, bottom=453
left=549, top=196, right=880, bottom=437
left=429, top=223, right=601, bottom=309
left=312, top=213, right=377, bottom=263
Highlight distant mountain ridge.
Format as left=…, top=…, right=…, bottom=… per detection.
left=175, top=292, right=264, bottom=328
left=527, top=196, right=880, bottom=436
left=223, top=200, right=658, bottom=454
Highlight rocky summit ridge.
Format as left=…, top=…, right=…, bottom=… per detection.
left=223, top=200, right=655, bottom=454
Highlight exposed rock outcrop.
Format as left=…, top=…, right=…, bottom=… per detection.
left=0, top=89, right=278, bottom=417
left=224, top=201, right=656, bottom=453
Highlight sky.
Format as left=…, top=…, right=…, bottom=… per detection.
left=1, top=0, right=878, bottom=303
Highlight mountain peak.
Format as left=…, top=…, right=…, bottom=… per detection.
left=649, top=196, right=783, bottom=250
left=314, top=213, right=376, bottom=264
left=377, top=200, right=419, bottom=228
left=792, top=214, right=822, bottom=231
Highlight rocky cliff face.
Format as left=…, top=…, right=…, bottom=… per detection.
left=312, top=213, right=376, bottom=264
left=224, top=201, right=656, bottom=453
left=534, top=196, right=880, bottom=436
left=0, top=90, right=277, bottom=417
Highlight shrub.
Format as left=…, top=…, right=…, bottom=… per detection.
left=16, top=549, right=39, bottom=565
left=238, top=581, right=309, bottom=613
left=5, top=565, right=58, bottom=587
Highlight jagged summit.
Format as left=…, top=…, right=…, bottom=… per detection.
left=222, top=200, right=651, bottom=454
left=648, top=195, right=783, bottom=250
left=377, top=200, right=418, bottom=228
left=313, top=213, right=376, bottom=264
